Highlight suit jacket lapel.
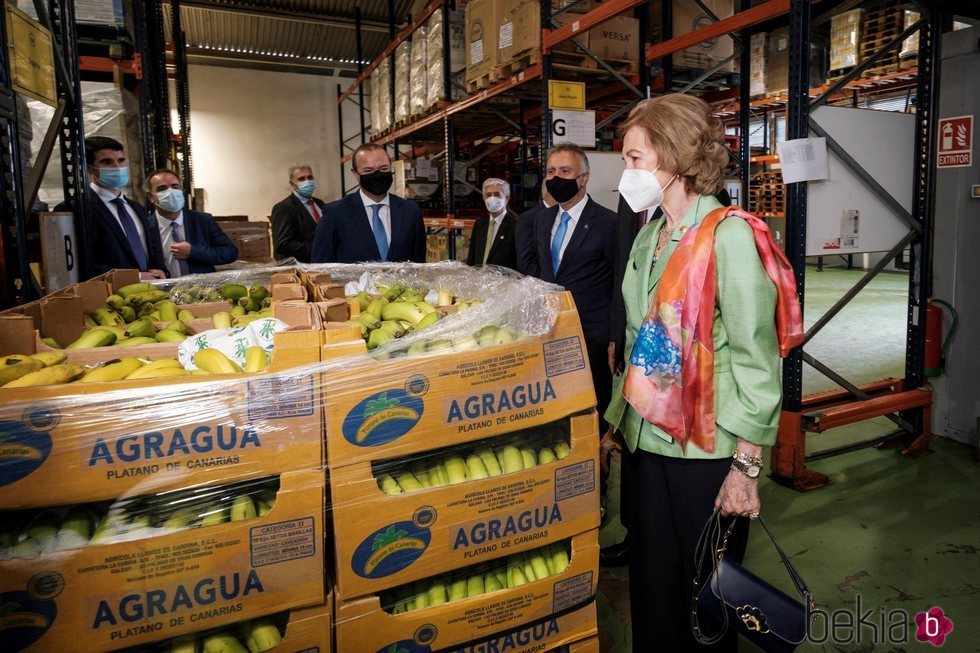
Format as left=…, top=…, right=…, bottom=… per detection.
left=94, top=194, right=138, bottom=263
left=535, top=205, right=559, bottom=280
left=646, top=206, right=700, bottom=295
left=558, top=199, right=595, bottom=276
left=487, top=215, right=512, bottom=260
left=350, top=193, right=383, bottom=259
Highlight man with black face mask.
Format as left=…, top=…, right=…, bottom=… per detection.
left=311, top=143, right=426, bottom=263
left=522, top=142, right=617, bottom=436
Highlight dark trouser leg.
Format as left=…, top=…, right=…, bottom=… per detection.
left=586, top=338, right=612, bottom=432
left=627, top=450, right=750, bottom=652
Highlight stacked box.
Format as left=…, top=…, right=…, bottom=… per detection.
left=465, top=0, right=504, bottom=86
left=830, top=9, right=863, bottom=72
left=75, top=0, right=123, bottom=26
left=900, top=10, right=920, bottom=60
left=369, top=75, right=381, bottom=136
left=410, top=26, right=429, bottom=116
left=395, top=40, right=412, bottom=123
left=649, top=0, right=735, bottom=72
left=425, top=9, right=466, bottom=108
left=376, top=58, right=392, bottom=133
left=765, top=27, right=827, bottom=96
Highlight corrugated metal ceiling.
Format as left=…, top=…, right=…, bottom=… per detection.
left=163, top=0, right=420, bottom=75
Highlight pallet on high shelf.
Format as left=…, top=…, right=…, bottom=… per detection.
left=466, top=68, right=504, bottom=94
left=550, top=50, right=639, bottom=76
left=497, top=47, right=540, bottom=76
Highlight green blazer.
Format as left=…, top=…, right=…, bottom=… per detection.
left=604, top=195, right=782, bottom=459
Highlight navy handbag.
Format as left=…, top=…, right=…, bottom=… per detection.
left=691, top=509, right=813, bottom=652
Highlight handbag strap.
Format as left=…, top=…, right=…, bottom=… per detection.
left=755, top=514, right=813, bottom=607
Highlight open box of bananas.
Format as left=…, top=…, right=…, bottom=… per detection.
left=334, top=529, right=599, bottom=653
left=329, top=411, right=600, bottom=599
left=0, top=304, right=323, bottom=510
left=298, top=262, right=598, bottom=469
left=0, top=469, right=327, bottom=652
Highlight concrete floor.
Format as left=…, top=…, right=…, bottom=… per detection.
left=596, top=267, right=980, bottom=652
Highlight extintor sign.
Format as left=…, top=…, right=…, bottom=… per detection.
left=937, top=115, right=973, bottom=168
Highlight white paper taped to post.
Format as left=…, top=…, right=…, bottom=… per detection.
left=776, top=137, right=829, bottom=184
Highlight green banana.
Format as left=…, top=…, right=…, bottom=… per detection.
left=105, top=293, right=126, bottom=310
left=116, top=282, right=154, bottom=297
left=395, top=472, right=424, bottom=492
left=162, top=508, right=199, bottom=530
left=346, top=319, right=369, bottom=337
left=501, top=445, right=525, bottom=473
left=238, top=296, right=261, bottom=313
left=377, top=320, right=407, bottom=338
left=484, top=572, right=503, bottom=593
left=221, top=284, right=249, bottom=301
left=427, top=463, right=447, bottom=488
left=414, top=310, right=441, bottom=330
left=0, top=355, right=43, bottom=386
left=230, top=495, right=257, bottom=522
left=553, top=442, right=571, bottom=460
left=159, top=320, right=187, bottom=335
left=40, top=337, right=62, bottom=349
left=157, top=300, right=179, bottom=322
left=79, top=358, right=145, bottom=382
left=155, top=328, right=187, bottom=343
left=3, top=363, right=85, bottom=388
left=248, top=284, right=269, bottom=302
left=381, top=284, right=406, bottom=302
left=26, top=511, right=61, bottom=552
left=355, top=312, right=382, bottom=330
left=367, top=329, right=394, bottom=350
left=125, top=290, right=168, bottom=306
left=448, top=577, right=468, bottom=602
left=115, top=336, right=158, bottom=346
left=117, top=305, right=137, bottom=323
left=381, top=301, right=428, bottom=325
left=246, top=619, right=282, bottom=652
left=353, top=291, right=374, bottom=311
left=200, top=507, right=228, bottom=527
left=10, top=537, right=43, bottom=558
left=493, top=328, right=517, bottom=345
left=476, top=326, right=499, bottom=347
left=177, top=309, right=195, bottom=322
left=538, top=447, right=558, bottom=465
left=168, top=636, right=198, bottom=653
left=366, top=296, right=389, bottom=316
left=399, top=289, right=425, bottom=303
left=465, top=455, right=489, bottom=481
left=550, top=544, right=570, bottom=575
left=378, top=474, right=403, bottom=495
left=520, top=447, right=538, bottom=469
left=452, top=335, right=480, bottom=352
left=428, top=582, right=448, bottom=607
left=466, top=574, right=485, bottom=598
left=444, top=455, right=468, bottom=484
left=124, top=318, right=156, bottom=339
left=477, top=447, right=503, bottom=477
left=529, top=553, right=551, bottom=581
left=91, top=307, right=126, bottom=326
left=203, top=633, right=248, bottom=653
left=508, top=560, right=529, bottom=588
left=230, top=304, right=246, bottom=317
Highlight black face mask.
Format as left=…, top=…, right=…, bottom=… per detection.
left=359, top=170, right=394, bottom=196
left=546, top=175, right=581, bottom=204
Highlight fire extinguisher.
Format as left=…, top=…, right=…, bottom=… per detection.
left=925, top=299, right=957, bottom=377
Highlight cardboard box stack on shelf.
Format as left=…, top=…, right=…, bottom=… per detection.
left=830, top=8, right=863, bottom=74
left=749, top=32, right=768, bottom=98
left=762, top=27, right=827, bottom=97
left=0, top=267, right=333, bottom=652
left=900, top=10, right=920, bottom=61
left=216, top=219, right=273, bottom=262
left=410, top=26, right=429, bottom=117
left=376, top=58, right=393, bottom=134
left=465, top=0, right=505, bottom=91
left=650, top=0, right=735, bottom=73
left=314, top=265, right=601, bottom=652
left=369, top=75, right=381, bottom=137
left=395, top=40, right=413, bottom=124
left=425, top=8, right=467, bottom=109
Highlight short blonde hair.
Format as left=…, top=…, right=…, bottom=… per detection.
left=618, top=94, right=728, bottom=196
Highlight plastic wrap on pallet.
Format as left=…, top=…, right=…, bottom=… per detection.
left=426, top=10, right=445, bottom=108
left=900, top=10, right=920, bottom=59
left=410, top=26, right=428, bottom=116
left=830, top=9, right=863, bottom=71
left=394, top=40, right=412, bottom=123
left=377, top=58, right=392, bottom=132
left=368, top=75, right=380, bottom=137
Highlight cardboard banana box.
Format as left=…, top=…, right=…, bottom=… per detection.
left=334, top=530, right=598, bottom=653
left=331, top=412, right=599, bottom=598
left=444, top=601, right=597, bottom=653
left=321, top=292, right=597, bottom=468
left=0, top=317, right=323, bottom=510
left=0, top=469, right=326, bottom=652
left=564, top=635, right=599, bottom=653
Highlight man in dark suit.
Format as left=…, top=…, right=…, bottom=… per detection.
left=311, top=143, right=425, bottom=263
left=270, top=164, right=325, bottom=262
left=75, top=136, right=167, bottom=279
left=465, top=177, right=518, bottom=270
left=515, top=183, right=555, bottom=277
left=525, top=143, right=617, bottom=427
left=148, top=169, right=238, bottom=277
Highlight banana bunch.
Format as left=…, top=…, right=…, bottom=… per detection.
left=374, top=433, right=571, bottom=494
left=381, top=541, right=571, bottom=614
left=0, top=351, right=85, bottom=388
left=346, top=284, right=444, bottom=350
left=123, top=614, right=287, bottom=653
left=0, top=478, right=280, bottom=559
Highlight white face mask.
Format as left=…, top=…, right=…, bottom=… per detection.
left=617, top=167, right=676, bottom=213
left=484, top=196, right=506, bottom=215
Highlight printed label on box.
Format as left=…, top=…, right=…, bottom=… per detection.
left=471, top=39, right=484, bottom=64
left=552, top=571, right=594, bottom=613
left=499, top=22, right=513, bottom=49
left=543, top=337, right=586, bottom=377
left=250, top=518, right=316, bottom=567
left=554, top=460, right=595, bottom=501
left=247, top=374, right=315, bottom=420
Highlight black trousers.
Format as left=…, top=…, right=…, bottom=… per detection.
left=624, top=448, right=750, bottom=652
left=585, top=338, right=612, bottom=431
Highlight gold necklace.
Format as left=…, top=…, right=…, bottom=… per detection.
left=654, top=223, right=674, bottom=259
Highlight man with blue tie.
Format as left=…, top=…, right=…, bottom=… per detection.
left=148, top=169, right=238, bottom=277
left=79, top=136, right=167, bottom=279
left=519, top=142, right=617, bottom=430
left=310, top=143, right=426, bottom=264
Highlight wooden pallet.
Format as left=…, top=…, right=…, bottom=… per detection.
left=497, top=48, right=540, bottom=76
left=551, top=51, right=639, bottom=76
left=466, top=67, right=503, bottom=93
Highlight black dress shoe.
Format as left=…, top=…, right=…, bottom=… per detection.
left=600, top=541, right=629, bottom=567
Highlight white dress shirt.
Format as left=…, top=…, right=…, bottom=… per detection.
left=294, top=191, right=321, bottom=222
left=550, top=193, right=589, bottom=263
left=92, top=182, right=148, bottom=252
left=359, top=190, right=391, bottom=244
left=156, top=210, right=185, bottom=278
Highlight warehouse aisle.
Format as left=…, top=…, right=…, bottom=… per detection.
left=596, top=267, right=980, bottom=652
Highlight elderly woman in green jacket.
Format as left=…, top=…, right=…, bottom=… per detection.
left=606, top=93, right=801, bottom=651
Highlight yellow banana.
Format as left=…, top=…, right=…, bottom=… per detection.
left=484, top=572, right=503, bottom=592
left=125, top=290, right=168, bottom=306
left=493, top=328, right=517, bottom=345
left=124, top=358, right=182, bottom=379
left=550, top=544, right=570, bottom=575
left=0, top=356, right=43, bottom=385
left=367, top=329, right=394, bottom=350
left=124, top=318, right=156, bottom=339
left=162, top=508, right=198, bottom=530
left=155, top=329, right=187, bottom=343
left=553, top=442, right=571, bottom=460
left=212, top=312, right=232, bottom=329
left=378, top=320, right=407, bottom=338
left=395, top=472, right=424, bottom=492
left=90, top=307, right=126, bottom=326
left=157, top=300, right=178, bottom=322
left=200, top=507, right=227, bottom=527
left=444, top=455, right=468, bottom=484
left=476, top=326, right=499, bottom=347
left=247, top=620, right=282, bottom=652
left=3, top=363, right=85, bottom=388
left=65, top=327, right=117, bottom=349
left=105, top=293, right=126, bottom=310
left=230, top=495, right=257, bottom=522
left=79, top=358, right=145, bottom=383
left=529, top=553, right=551, bottom=581
left=520, top=447, right=538, bottom=469
left=381, top=284, right=406, bottom=302
left=116, top=305, right=137, bottom=323
left=378, top=474, right=403, bottom=495
left=428, top=582, right=448, bottom=606
left=82, top=314, right=98, bottom=329
left=177, top=309, right=195, bottom=322
left=127, top=366, right=189, bottom=379
left=25, top=511, right=60, bottom=552
left=399, top=289, right=425, bottom=303
left=194, top=349, right=243, bottom=374
left=538, top=447, right=558, bottom=465
left=230, top=304, right=246, bottom=317
left=437, top=289, right=454, bottom=306
left=159, top=320, right=187, bottom=335
left=381, top=301, right=429, bottom=325
left=414, top=311, right=441, bottom=330
left=116, top=282, right=154, bottom=297
left=508, top=560, right=529, bottom=588
left=40, top=337, right=62, bottom=349
left=466, top=574, right=484, bottom=598
left=202, top=633, right=248, bottom=653
left=477, top=447, right=503, bottom=477
left=449, top=577, right=468, bottom=602
left=501, top=445, right=525, bottom=473
left=244, top=346, right=269, bottom=373
left=355, top=312, right=382, bottom=330
left=452, top=335, right=480, bottom=352
left=465, top=455, right=489, bottom=481
left=115, top=336, right=158, bottom=346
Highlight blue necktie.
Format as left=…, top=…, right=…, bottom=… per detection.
left=171, top=222, right=191, bottom=276
left=371, top=204, right=388, bottom=261
left=111, top=196, right=148, bottom=270
left=550, top=211, right=570, bottom=277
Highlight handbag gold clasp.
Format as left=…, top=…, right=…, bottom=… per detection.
left=736, top=606, right=771, bottom=634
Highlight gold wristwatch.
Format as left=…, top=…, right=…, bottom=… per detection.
left=731, top=450, right=764, bottom=478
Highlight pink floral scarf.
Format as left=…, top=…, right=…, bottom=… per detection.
left=622, top=207, right=804, bottom=453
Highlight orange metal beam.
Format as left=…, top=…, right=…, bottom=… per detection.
left=447, top=64, right=543, bottom=115
left=79, top=54, right=143, bottom=79
left=646, top=0, right=789, bottom=64
left=542, top=0, right=648, bottom=52
left=802, top=388, right=932, bottom=432
left=338, top=0, right=445, bottom=105
left=373, top=109, right=446, bottom=145
left=800, top=378, right=902, bottom=409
